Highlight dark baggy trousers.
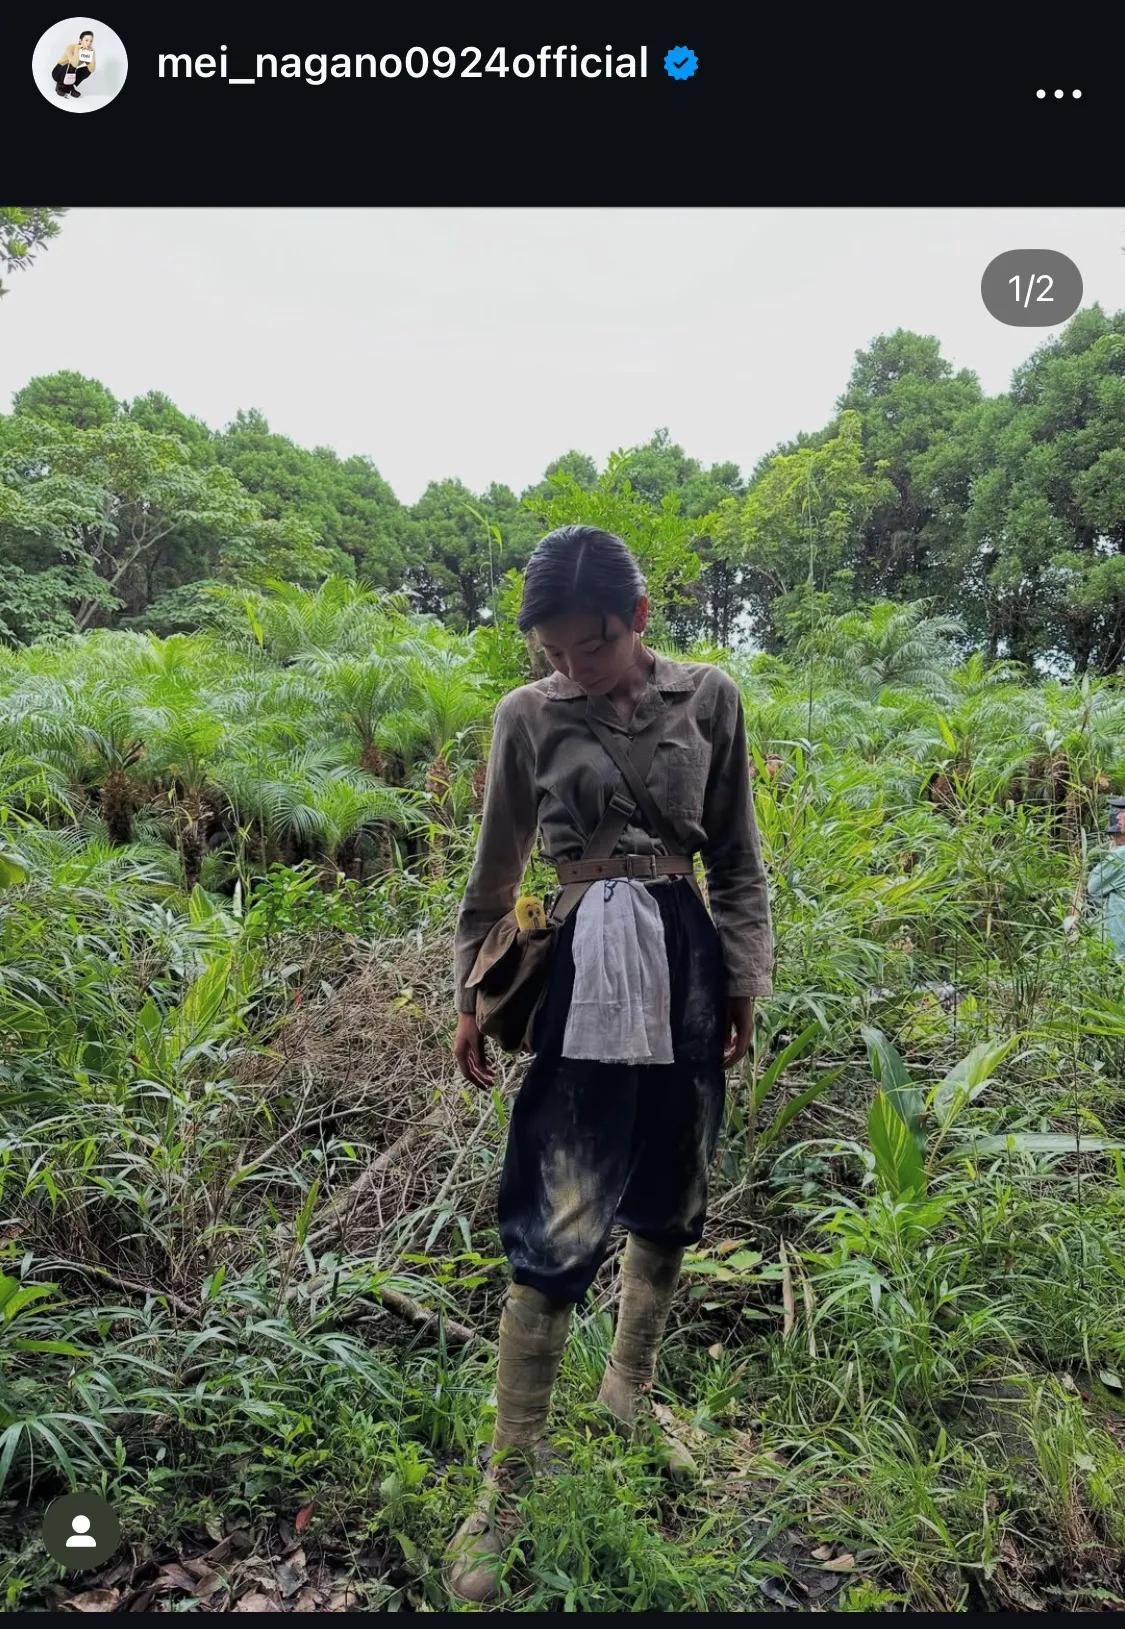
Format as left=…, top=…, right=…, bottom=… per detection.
left=497, top=876, right=728, bottom=1305
left=52, top=63, right=91, bottom=91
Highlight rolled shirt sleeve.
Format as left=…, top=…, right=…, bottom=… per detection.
left=699, top=673, right=774, bottom=997
left=453, top=694, right=540, bottom=1015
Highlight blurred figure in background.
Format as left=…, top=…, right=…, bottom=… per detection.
left=1086, top=796, right=1125, bottom=958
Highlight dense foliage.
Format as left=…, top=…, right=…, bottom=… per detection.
left=3, top=236, right=1125, bottom=1605
left=4, top=303, right=1125, bottom=671
left=1, top=581, right=1124, bottom=1610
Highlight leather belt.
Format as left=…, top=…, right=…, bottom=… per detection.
left=553, top=853, right=696, bottom=883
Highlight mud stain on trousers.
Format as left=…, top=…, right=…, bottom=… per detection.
left=497, top=876, right=727, bottom=1304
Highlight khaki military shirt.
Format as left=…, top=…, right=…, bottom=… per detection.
left=453, top=650, right=774, bottom=1014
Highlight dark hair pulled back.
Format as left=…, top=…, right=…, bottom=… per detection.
left=516, top=525, right=646, bottom=640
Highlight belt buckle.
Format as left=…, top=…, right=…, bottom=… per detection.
left=624, top=852, right=657, bottom=879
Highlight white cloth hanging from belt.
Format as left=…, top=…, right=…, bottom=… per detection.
left=562, top=877, right=674, bottom=1064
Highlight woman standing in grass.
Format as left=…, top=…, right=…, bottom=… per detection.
left=445, top=525, right=774, bottom=1602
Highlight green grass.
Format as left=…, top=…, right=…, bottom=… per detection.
left=2, top=601, right=1124, bottom=1610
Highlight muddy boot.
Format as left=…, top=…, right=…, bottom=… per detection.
left=595, top=1233, right=699, bottom=1483
left=446, top=1282, right=574, bottom=1604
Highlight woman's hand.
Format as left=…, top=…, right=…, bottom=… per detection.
left=454, top=1012, right=494, bottom=1088
left=723, top=996, right=755, bottom=1068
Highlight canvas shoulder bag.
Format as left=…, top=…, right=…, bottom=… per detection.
left=464, top=715, right=669, bottom=1055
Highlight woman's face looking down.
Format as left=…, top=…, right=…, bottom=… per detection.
left=535, top=603, right=647, bottom=697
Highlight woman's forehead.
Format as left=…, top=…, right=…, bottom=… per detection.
left=536, top=610, right=614, bottom=648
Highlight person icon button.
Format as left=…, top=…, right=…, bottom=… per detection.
left=66, top=1512, right=97, bottom=1548
left=41, top=1491, right=120, bottom=1571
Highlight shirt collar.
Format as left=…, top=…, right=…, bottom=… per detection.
left=543, top=648, right=695, bottom=699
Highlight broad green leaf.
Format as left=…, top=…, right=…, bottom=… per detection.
left=868, top=1091, right=926, bottom=1200
left=11, top=1338, right=86, bottom=1356
left=965, top=1133, right=1123, bottom=1156
left=727, top=1251, right=763, bottom=1271
left=0, top=1279, right=56, bottom=1322
left=759, top=1065, right=843, bottom=1148
left=861, top=1026, right=911, bottom=1093
left=202, top=1265, right=226, bottom=1301
left=188, top=884, right=221, bottom=926
left=0, top=1426, right=24, bottom=1492
left=862, top=1027, right=924, bottom=1148
left=0, top=848, right=27, bottom=888
left=178, top=957, right=232, bottom=1044
left=931, top=1037, right=1016, bottom=1124
left=751, top=1019, right=824, bottom=1113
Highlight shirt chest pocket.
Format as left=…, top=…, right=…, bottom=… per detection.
left=656, top=742, right=709, bottom=819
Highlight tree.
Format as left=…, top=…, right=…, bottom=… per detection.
left=72, top=680, right=148, bottom=845
left=835, top=330, right=983, bottom=606
left=213, top=576, right=411, bottom=666
left=405, top=477, right=535, bottom=628
left=13, top=370, right=120, bottom=430
left=323, top=451, right=410, bottom=589
left=531, top=450, right=705, bottom=646
left=712, top=411, right=897, bottom=651
left=214, top=409, right=398, bottom=584
left=125, top=391, right=216, bottom=463
left=521, top=433, right=745, bottom=646
left=523, top=450, right=598, bottom=499
left=604, top=430, right=746, bottom=647
left=0, top=414, right=334, bottom=644
left=0, top=208, right=66, bottom=300
left=132, top=690, right=235, bottom=886
left=799, top=600, right=966, bottom=702
left=943, top=306, right=1125, bottom=672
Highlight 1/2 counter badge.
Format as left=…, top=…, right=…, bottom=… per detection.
left=981, top=250, right=1082, bottom=327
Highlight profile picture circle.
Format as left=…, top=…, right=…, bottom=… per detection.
left=41, top=1490, right=121, bottom=1571
left=32, top=17, right=127, bottom=112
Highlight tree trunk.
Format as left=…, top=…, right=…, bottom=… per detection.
left=378, top=825, right=396, bottom=873
left=339, top=834, right=363, bottom=882
left=101, top=768, right=134, bottom=846
left=425, top=754, right=452, bottom=812
left=181, top=824, right=204, bottom=891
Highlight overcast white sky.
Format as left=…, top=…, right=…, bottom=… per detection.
left=2, top=208, right=1122, bottom=503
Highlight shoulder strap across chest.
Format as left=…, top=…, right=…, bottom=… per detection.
left=547, top=712, right=680, bottom=925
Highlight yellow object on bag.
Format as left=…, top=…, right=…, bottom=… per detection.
left=514, top=894, right=547, bottom=932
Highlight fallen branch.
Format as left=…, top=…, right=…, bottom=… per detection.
left=332, top=1287, right=492, bottom=1349
left=390, top=1093, right=498, bottom=1259
left=296, top=1103, right=449, bottom=1250
left=799, top=1261, right=817, bottom=1359
left=63, top=1269, right=490, bottom=1358
left=375, top=1284, right=493, bottom=1350
left=779, top=1239, right=796, bottom=1339
left=56, top=1261, right=197, bottom=1319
